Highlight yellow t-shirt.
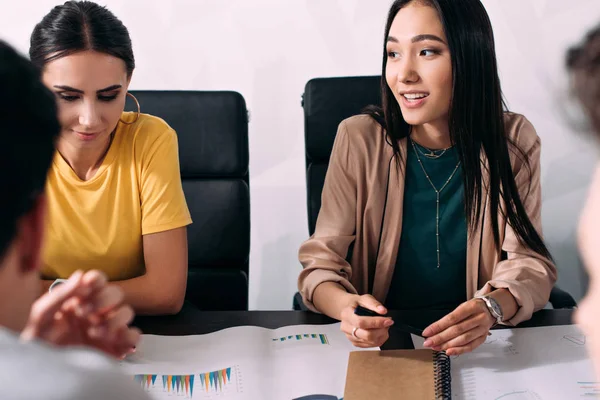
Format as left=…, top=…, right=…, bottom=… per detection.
left=41, top=112, right=192, bottom=281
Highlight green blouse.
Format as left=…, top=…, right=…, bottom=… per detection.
left=385, top=141, right=467, bottom=310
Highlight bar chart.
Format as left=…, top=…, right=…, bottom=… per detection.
left=271, top=333, right=329, bottom=345
left=132, top=365, right=243, bottom=399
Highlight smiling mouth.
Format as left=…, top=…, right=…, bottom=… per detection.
left=402, top=93, right=429, bottom=102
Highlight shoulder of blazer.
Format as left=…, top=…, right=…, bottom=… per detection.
left=339, top=114, right=393, bottom=156
left=503, top=112, right=541, bottom=157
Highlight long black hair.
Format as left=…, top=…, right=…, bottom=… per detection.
left=29, top=1, right=134, bottom=76
left=365, top=0, right=552, bottom=259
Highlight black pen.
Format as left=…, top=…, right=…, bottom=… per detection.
left=354, top=305, right=425, bottom=337
left=392, top=321, right=425, bottom=338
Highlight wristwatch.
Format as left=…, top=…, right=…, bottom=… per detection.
left=474, top=294, right=504, bottom=324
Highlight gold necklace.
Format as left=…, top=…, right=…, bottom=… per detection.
left=412, top=139, right=454, bottom=159
left=410, top=138, right=461, bottom=268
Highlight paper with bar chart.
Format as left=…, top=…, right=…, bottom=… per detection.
left=121, top=323, right=374, bottom=399
left=411, top=324, right=597, bottom=399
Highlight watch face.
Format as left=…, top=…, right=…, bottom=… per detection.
left=488, top=297, right=503, bottom=318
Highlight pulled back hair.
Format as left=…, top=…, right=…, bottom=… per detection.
left=30, top=0, right=134, bottom=76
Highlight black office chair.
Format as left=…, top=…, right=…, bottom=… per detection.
left=129, top=91, right=250, bottom=310
left=293, top=76, right=576, bottom=310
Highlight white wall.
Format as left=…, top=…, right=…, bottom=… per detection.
left=1, top=0, right=598, bottom=309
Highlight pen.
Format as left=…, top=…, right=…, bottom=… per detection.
left=353, top=305, right=492, bottom=338
left=354, top=305, right=425, bottom=337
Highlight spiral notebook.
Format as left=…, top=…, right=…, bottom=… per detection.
left=343, top=349, right=451, bottom=399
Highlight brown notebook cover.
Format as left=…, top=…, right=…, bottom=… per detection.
left=344, top=349, right=444, bottom=399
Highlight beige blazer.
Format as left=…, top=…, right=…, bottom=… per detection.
left=298, top=113, right=557, bottom=325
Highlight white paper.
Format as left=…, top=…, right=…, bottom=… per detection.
left=412, top=325, right=598, bottom=399
left=120, top=323, right=377, bottom=399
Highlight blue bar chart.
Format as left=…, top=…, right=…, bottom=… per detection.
left=271, top=333, right=329, bottom=345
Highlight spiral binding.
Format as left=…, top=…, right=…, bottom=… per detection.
left=433, top=350, right=452, bottom=399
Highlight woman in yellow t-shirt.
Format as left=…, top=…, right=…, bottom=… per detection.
left=29, top=1, right=192, bottom=315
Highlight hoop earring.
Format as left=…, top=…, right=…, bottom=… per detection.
left=119, top=92, right=141, bottom=125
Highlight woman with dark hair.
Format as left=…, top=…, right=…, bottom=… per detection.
left=298, top=0, right=556, bottom=355
left=568, top=24, right=600, bottom=379
left=31, top=1, right=191, bottom=315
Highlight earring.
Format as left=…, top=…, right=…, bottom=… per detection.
left=119, top=92, right=141, bottom=125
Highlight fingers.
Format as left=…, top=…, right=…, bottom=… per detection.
left=340, top=320, right=390, bottom=348
left=338, top=295, right=392, bottom=348
left=445, top=334, right=487, bottom=356
left=423, top=300, right=495, bottom=353
left=340, top=299, right=393, bottom=331
left=86, top=304, right=139, bottom=359
left=356, top=295, right=388, bottom=315
left=423, top=300, right=478, bottom=337
left=432, top=323, right=489, bottom=351
left=118, top=326, right=141, bottom=352
left=354, top=326, right=390, bottom=346
left=101, top=306, right=135, bottom=337
left=98, top=326, right=142, bottom=359
left=80, top=270, right=108, bottom=296
left=87, top=285, right=125, bottom=317
left=345, top=334, right=377, bottom=348
left=109, top=326, right=142, bottom=359
left=354, top=315, right=394, bottom=330
left=48, top=271, right=109, bottom=319
left=25, top=271, right=86, bottom=337
left=339, top=309, right=392, bottom=333
left=423, top=314, right=480, bottom=348
left=42, top=312, right=72, bottom=344
left=60, top=273, right=123, bottom=325
left=93, top=285, right=125, bottom=313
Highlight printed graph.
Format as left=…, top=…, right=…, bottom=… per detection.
left=132, top=366, right=243, bottom=399
left=199, top=367, right=236, bottom=395
left=578, top=381, right=600, bottom=398
left=271, top=333, right=329, bottom=345
left=134, top=374, right=195, bottom=398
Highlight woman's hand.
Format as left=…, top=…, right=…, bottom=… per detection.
left=422, top=298, right=495, bottom=356
left=339, top=294, right=394, bottom=348
left=22, top=270, right=140, bottom=359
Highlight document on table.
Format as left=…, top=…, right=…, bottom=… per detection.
left=120, top=323, right=376, bottom=400
left=411, top=324, right=598, bottom=399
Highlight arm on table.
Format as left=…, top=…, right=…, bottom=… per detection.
left=313, top=282, right=359, bottom=320
left=477, top=121, right=557, bottom=325
left=112, top=227, right=188, bottom=315
left=297, top=120, right=392, bottom=348
left=298, top=120, right=359, bottom=315
left=39, top=227, right=188, bottom=315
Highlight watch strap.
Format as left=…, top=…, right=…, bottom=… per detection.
left=474, top=295, right=503, bottom=324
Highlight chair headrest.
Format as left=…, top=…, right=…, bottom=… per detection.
left=129, top=91, right=249, bottom=178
